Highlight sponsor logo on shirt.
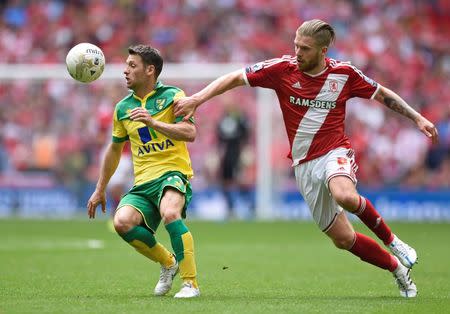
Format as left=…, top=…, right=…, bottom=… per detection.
left=289, top=96, right=336, bottom=109
left=137, top=139, right=175, bottom=156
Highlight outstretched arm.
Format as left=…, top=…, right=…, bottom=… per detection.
left=87, top=141, right=125, bottom=218
left=374, top=85, right=439, bottom=144
left=173, top=69, right=246, bottom=120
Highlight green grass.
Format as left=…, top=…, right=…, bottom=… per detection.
left=0, top=219, right=449, bottom=313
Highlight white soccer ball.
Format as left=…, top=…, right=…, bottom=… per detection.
left=66, top=43, right=105, bottom=83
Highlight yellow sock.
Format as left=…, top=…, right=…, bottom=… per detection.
left=130, top=240, right=175, bottom=267
left=179, top=232, right=198, bottom=288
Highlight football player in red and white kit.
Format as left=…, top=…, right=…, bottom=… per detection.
left=174, top=19, right=439, bottom=298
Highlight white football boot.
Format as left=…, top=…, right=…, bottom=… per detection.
left=388, top=234, right=418, bottom=268
left=174, top=281, right=200, bottom=298
left=154, top=261, right=179, bottom=296
left=392, top=257, right=417, bottom=298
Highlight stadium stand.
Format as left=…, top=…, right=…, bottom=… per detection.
left=0, top=0, right=448, bottom=202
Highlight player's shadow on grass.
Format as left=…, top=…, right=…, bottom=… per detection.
left=199, top=294, right=403, bottom=301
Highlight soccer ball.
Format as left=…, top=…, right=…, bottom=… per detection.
left=66, top=43, right=105, bottom=83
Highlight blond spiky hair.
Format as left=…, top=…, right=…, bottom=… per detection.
left=296, top=19, right=336, bottom=48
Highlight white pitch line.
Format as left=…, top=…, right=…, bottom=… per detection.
left=0, top=239, right=105, bottom=251
left=86, top=239, right=104, bottom=249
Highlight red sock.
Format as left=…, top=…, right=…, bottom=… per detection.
left=355, top=196, right=394, bottom=245
left=349, top=232, right=398, bottom=272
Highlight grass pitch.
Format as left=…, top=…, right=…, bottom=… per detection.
left=0, top=219, right=449, bottom=313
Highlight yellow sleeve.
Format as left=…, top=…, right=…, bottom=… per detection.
left=173, top=90, right=186, bottom=101
left=172, top=90, right=195, bottom=123
left=112, top=108, right=129, bottom=142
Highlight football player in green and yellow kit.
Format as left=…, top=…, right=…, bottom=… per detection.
left=87, top=45, right=199, bottom=298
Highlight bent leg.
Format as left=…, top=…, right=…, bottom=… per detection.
left=114, top=205, right=174, bottom=267
left=324, top=210, right=356, bottom=249
left=325, top=211, right=398, bottom=271
left=160, top=188, right=199, bottom=290
left=328, top=176, right=393, bottom=245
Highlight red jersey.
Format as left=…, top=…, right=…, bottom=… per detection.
left=243, top=56, right=379, bottom=166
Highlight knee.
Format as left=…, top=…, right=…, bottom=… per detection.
left=331, top=234, right=355, bottom=250
left=113, top=212, right=135, bottom=234
left=161, top=209, right=181, bottom=224
left=333, top=191, right=359, bottom=212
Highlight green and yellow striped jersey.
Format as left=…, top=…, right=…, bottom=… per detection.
left=112, top=81, right=194, bottom=186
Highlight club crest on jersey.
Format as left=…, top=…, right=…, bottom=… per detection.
left=329, top=80, right=338, bottom=93
left=156, top=99, right=166, bottom=110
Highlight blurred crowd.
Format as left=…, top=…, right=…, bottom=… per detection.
left=0, top=0, right=449, bottom=194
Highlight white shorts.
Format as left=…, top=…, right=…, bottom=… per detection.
left=294, top=147, right=358, bottom=232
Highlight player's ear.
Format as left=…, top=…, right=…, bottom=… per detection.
left=321, top=46, right=328, bottom=56
left=146, top=64, right=155, bottom=76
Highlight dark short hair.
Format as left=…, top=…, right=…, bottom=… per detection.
left=128, top=45, right=163, bottom=79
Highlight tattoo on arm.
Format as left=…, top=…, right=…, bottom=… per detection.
left=379, top=89, right=418, bottom=121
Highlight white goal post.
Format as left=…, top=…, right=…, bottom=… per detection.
left=0, top=63, right=275, bottom=219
